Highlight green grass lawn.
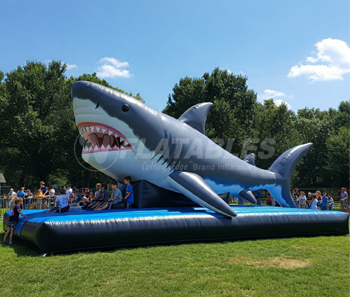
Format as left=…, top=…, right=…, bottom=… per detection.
left=1, top=221, right=349, bottom=297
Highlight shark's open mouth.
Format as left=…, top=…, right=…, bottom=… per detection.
left=77, top=122, right=133, bottom=154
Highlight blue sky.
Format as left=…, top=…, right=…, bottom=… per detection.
left=0, top=0, right=349, bottom=113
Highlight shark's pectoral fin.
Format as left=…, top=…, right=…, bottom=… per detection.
left=239, top=189, right=257, bottom=204
left=167, top=171, right=236, bottom=217
left=253, top=189, right=263, bottom=198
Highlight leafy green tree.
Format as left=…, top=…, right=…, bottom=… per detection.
left=254, top=100, right=301, bottom=171
left=163, top=68, right=258, bottom=155
left=326, top=126, right=350, bottom=187
left=0, top=61, right=74, bottom=186
left=293, top=108, right=332, bottom=187
left=0, top=61, right=142, bottom=188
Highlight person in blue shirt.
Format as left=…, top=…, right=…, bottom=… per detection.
left=96, top=182, right=124, bottom=210
left=321, top=192, right=329, bottom=211
left=72, top=191, right=83, bottom=206
left=17, top=187, right=25, bottom=198
left=2, top=198, right=27, bottom=245
left=123, top=176, right=134, bottom=209
left=47, top=188, right=70, bottom=213
left=17, top=187, right=25, bottom=209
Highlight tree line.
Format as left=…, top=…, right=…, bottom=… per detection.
left=0, top=62, right=348, bottom=189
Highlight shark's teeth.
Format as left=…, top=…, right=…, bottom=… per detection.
left=78, top=123, right=133, bottom=153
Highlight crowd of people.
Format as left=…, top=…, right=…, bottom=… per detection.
left=1, top=176, right=134, bottom=245
left=2, top=177, right=135, bottom=213
left=264, top=187, right=349, bottom=212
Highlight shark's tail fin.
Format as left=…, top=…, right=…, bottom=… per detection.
left=267, top=143, right=313, bottom=208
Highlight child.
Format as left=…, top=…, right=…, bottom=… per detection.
left=2, top=198, right=27, bottom=245
left=96, top=182, right=124, bottom=211
left=327, top=193, right=334, bottom=210
left=84, top=184, right=102, bottom=209
left=310, top=196, right=318, bottom=210
left=298, top=191, right=307, bottom=209
left=123, top=176, right=134, bottom=209
left=306, top=192, right=312, bottom=209
left=88, top=191, right=93, bottom=201
left=47, top=188, right=70, bottom=213
left=35, top=189, right=44, bottom=210
left=92, top=184, right=109, bottom=210
left=321, top=192, right=329, bottom=211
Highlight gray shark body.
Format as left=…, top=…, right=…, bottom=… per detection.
left=72, top=81, right=313, bottom=217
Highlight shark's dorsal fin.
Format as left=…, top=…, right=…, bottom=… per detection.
left=178, top=102, right=213, bottom=134
left=243, top=153, right=256, bottom=166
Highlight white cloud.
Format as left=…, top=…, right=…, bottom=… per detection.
left=66, top=63, right=77, bottom=70
left=99, top=57, right=129, bottom=68
left=96, top=57, right=132, bottom=78
left=288, top=38, right=350, bottom=81
left=258, top=89, right=287, bottom=99
left=258, top=89, right=292, bottom=110
left=274, top=99, right=292, bottom=110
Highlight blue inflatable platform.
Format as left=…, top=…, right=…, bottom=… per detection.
left=3, top=206, right=349, bottom=255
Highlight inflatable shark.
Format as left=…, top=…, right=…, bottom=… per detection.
left=72, top=81, right=312, bottom=217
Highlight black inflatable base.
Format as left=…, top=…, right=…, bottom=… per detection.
left=3, top=206, right=349, bottom=255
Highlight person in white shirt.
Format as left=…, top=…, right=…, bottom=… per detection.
left=47, top=188, right=70, bottom=213
left=65, top=184, right=72, bottom=200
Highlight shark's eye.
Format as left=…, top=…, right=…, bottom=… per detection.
left=95, top=102, right=100, bottom=109
left=122, top=104, right=129, bottom=112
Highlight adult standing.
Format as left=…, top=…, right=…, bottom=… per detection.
left=39, top=181, right=49, bottom=209
left=65, top=185, right=72, bottom=201
left=24, top=190, right=33, bottom=210
left=7, top=188, right=15, bottom=208
left=340, top=187, right=348, bottom=212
